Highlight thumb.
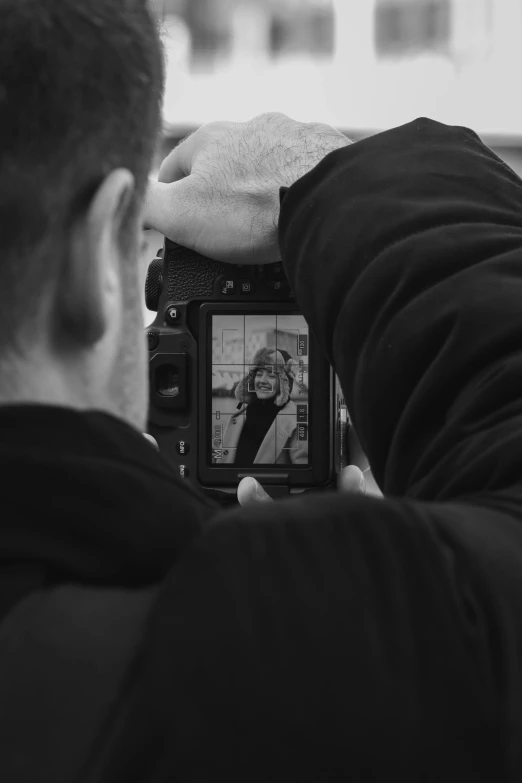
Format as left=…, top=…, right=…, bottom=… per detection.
left=338, top=465, right=367, bottom=495
left=143, top=179, right=200, bottom=247
left=143, top=433, right=159, bottom=451
left=237, top=476, right=273, bottom=507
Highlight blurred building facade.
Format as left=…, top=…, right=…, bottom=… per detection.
left=151, top=0, right=522, bottom=73
left=335, top=0, right=521, bottom=67
left=151, top=0, right=335, bottom=66
left=150, top=0, right=521, bottom=146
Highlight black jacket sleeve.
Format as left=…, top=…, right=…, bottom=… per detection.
left=279, top=117, right=522, bottom=501
left=97, top=120, right=522, bottom=783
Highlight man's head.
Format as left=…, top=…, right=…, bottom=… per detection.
left=0, top=0, right=164, bottom=430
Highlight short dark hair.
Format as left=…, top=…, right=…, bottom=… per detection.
left=0, top=0, right=164, bottom=347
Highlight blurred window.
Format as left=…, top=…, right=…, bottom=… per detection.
left=375, top=0, right=451, bottom=56
left=269, top=4, right=334, bottom=58
left=152, top=0, right=335, bottom=67
left=148, top=0, right=522, bottom=141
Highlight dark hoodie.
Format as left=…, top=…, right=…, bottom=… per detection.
left=3, top=119, right=522, bottom=782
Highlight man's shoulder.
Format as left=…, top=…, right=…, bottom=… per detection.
left=0, top=583, right=158, bottom=781
left=120, top=494, right=508, bottom=780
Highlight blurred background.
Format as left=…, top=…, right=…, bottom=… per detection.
left=144, top=0, right=522, bottom=322
left=149, top=0, right=522, bottom=170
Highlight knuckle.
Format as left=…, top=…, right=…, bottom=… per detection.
left=252, top=111, right=289, bottom=124
left=308, top=120, right=328, bottom=132
left=307, top=120, right=336, bottom=136
left=171, top=128, right=201, bottom=159
left=199, top=120, right=235, bottom=135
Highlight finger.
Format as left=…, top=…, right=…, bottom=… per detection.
left=143, top=433, right=159, bottom=451
left=158, top=120, right=240, bottom=183
left=143, top=180, right=177, bottom=235
left=157, top=131, right=199, bottom=184
left=237, top=476, right=274, bottom=507
left=143, top=179, right=202, bottom=248
left=338, top=465, right=367, bottom=495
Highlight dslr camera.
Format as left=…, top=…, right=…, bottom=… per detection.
left=145, top=239, right=349, bottom=503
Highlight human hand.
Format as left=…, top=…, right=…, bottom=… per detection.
left=143, top=433, right=159, bottom=450
left=237, top=465, right=369, bottom=508
left=144, top=112, right=352, bottom=265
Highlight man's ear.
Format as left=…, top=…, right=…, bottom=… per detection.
left=54, top=169, right=135, bottom=348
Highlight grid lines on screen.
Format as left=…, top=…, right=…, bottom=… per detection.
left=210, top=314, right=310, bottom=466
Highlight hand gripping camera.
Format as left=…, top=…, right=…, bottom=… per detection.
left=145, top=239, right=349, bottom=502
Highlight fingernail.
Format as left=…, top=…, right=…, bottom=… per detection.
left=255, top=481, right=267, bottom=500
left=143, top=433, right=159, bottom=451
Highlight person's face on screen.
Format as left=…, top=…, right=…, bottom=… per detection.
left=254, top=368, right=279, bottom=400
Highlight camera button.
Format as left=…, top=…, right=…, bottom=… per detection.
left=179, top=465, right=190, bottom=478
left=220, top=279, right=237, bottom=295
left=146, top=331, right=159, bottom=352
left=239, top=280, right=255, bottom=295
left=267, top=262, right=285, bottom=281
left=265, top=279, right=290, bottom=293
left=176, top=441, right=190, bottom=455
left=165, top=305, right=181, bottom=324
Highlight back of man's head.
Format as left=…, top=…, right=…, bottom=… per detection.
left=0, top=0, right=164, bottom=427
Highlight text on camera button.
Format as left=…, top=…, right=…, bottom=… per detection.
left=179, top=465, right=190, bottom=478
left=146, top=332, right=159, bottom=352
left=265, top=279, right=290, bottom=293
left=220, top=279, right=237, bottom=295
left=239, top=280, right=255, bottom=295
left=267, top=262, right=285, bottom=281
left=176, top=441, right=190, bottom=455
left=165, top=305, right=181, bottom=324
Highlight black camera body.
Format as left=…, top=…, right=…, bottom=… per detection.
left=145, top=239, right=349, bottom=503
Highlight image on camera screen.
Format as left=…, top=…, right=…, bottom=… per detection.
left=210, top=314, right=309, bottom=467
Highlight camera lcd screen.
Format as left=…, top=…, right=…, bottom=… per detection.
left=210, top=314, right=310, bottom=467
